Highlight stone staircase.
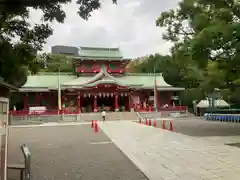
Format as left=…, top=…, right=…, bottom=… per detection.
left=9, top=111, right=139, bottom=125
left=79, top=113, right=101, bottom=122
left=137, top=112, right=163, bottom=120
left=137, top=110, right=192, bottom=120
left=105, top=112, right=138, bottom=121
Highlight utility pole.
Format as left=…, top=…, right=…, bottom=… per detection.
left=57, top=66, right=61, bottom=115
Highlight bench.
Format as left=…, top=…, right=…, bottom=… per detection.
left=8, top=144, right=31, bottom=180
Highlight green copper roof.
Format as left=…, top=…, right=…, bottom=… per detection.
left=73, top=56, right=123, bottom=60
left=84, top=77, right=127, bottom=88
left=62, top=66, right=129, bottom=88
left=20, top=71, right=185, bottom=91
left=21, top=74, right=76, bottom=89
left=78, top=47, right=123, bottom=59
left=120, top=74, right=170, bottom=88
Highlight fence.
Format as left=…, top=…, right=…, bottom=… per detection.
left=9, top=112, right=103, bottom=125
left=134, top=106, right=187, bottom=112
left=204, top=113, right=240, bottom=123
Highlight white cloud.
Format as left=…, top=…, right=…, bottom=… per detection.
left=29, top=0, right=179, bottom=58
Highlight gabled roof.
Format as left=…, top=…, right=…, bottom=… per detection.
left=84, top=77, right=127, bottom=88
left=197, top=99, right=230, bottom=108
left=20, top=73, right=76, bottom=91
left=20, top=72, right=185, bottom=91
left=62, top=66, right=130, bottom=88
left=78, top=46, right=123, bottom=59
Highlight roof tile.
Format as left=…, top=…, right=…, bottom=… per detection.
left=79, top=47, right=123, bottom=59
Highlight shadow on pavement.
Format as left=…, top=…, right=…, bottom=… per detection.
left=8, top=125, right=148, bottom=180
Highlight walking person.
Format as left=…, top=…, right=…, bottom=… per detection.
left=101, top=110, right=106, bottom=122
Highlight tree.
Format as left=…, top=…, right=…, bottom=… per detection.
left=156, top=0, right=240, bottom=106
left=128, top=53, right=205, bottom=107
left=0, top=0, right=117, bottom=87
left=128, top=53, right=204, bottom=88
left=39, top=53, right=73, bottom=72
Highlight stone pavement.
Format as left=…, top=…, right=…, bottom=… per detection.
left=8, top=124, right=148, bottom=180
left=99, top=121, right=240, bottom=180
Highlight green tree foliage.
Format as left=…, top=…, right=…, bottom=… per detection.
left=129, top=54, right=206, bottom=106
left=0, top=0, right=117, bottom=87
left=39, top=53, right=73, bottom=72
left=129, top=0, right=240, bottom=106
left=155, top=0, right=240, bottom=106
left=131, top=53, right=204, bottom=88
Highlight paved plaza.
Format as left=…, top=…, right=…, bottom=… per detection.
left=154, top=117, right=240, bottom=137
left=100, top=121, right=240, bottom=180
left=7, top=118, right=240, bottom=180
left=7, top=124, right=147, bottom=180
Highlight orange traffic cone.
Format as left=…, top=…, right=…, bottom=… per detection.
left=162, top=120, right=166, bottom=129
left=91, top=120, right=95, bottom=128
left=149, top=119, right=152, bottom=126
left=170, top=120, right=173, bottom=131
left=153, top=120, right=157, bottom=128
left=94, top=121, right=99, bottom=133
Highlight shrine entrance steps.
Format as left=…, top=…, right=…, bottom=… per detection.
left=79, top=111, right=138, bottom=122
left=105, top=112, right=138, bottom=121
left=137, top=110, right=190, bottom=120
left=9, top=112, right=140, bottom=125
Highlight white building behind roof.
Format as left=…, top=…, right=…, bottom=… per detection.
left=196, top=99, right=230, bottom=108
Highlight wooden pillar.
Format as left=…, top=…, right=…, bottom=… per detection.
left=128, top=92, right=132, bottom=111
left=61, top=91, right=65, bottom=113
left=168, top=91, right=172, bottom=106
left=77, top=93, right=81, bottom=113
left=93, top=95, right=97, bottom=112
left=114, top=93, right=119, bottom=111
left=158, top=91, right=161, bottom=108
left=24, top=93, right=28, bottom=109
left=49, top=91, right=53, bottom=108
left=36, top=92, right=41, bottom=106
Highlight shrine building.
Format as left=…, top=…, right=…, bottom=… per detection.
left=16, top=47, right=184, bottom=113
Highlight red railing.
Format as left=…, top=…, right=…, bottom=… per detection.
left=134, top=105, right=187, bottom=112
left=76, top=64, right=101, bottom=73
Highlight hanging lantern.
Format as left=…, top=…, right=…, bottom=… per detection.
left=107, top=93, right=109, bottom=97
left=125, top=92, right=128, bottom=96
left=84, top=94, right=86, bottom=98
left=103, top=93, right=105, bottom=97
left=88, top=93, right=91, bottom=98
left=111, top=93, right=113, bottom=97
left=121, top=93, right=123, bottom=97
left=99, top=93, right=101, bottom=97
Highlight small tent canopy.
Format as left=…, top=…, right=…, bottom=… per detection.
left=196, top=99, right=230, bottom=108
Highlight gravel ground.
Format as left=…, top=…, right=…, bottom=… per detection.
left=141, top=117, right=240, bottom=137
left=7, top=124, right=148, bottom=180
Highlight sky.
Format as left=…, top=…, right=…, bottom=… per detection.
left=29, top=0, right=179, bottom=58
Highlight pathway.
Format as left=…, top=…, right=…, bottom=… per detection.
left=99, top=121, right=240, bottom=180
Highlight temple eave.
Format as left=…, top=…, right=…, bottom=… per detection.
left=19, top=88, right=50, bottom=92
left=19, top=86, right=185, bottom=91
